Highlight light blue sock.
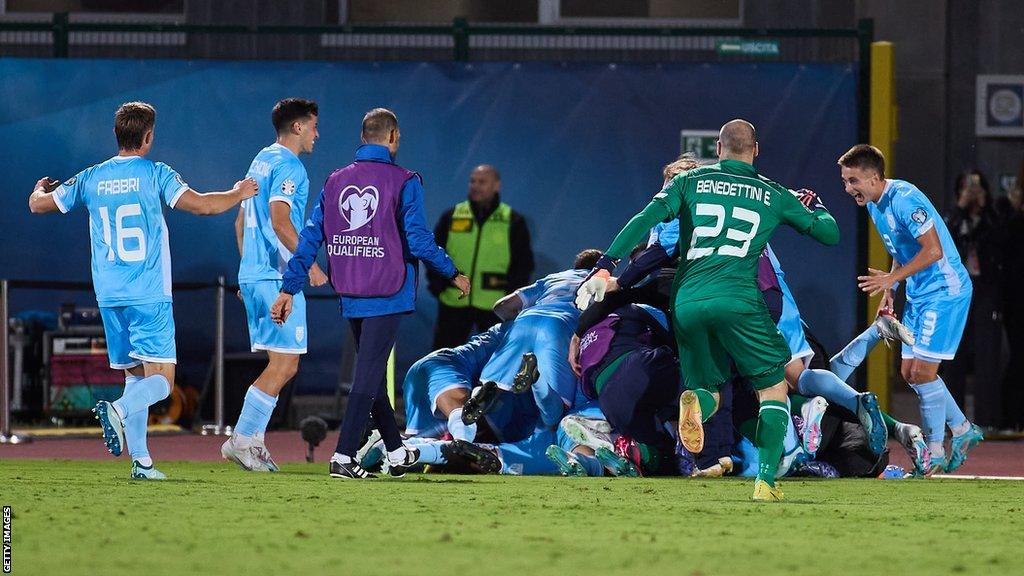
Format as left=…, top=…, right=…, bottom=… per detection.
left=112, top=374, right=170, bottom=419
left=123, top=376, right=150, bottom=463
left=234, top=386, right=277, bottom=438
left=255, top=387, right=278, bottom=435
left=412, top=440, right=448, bottom=465
left=575, top=452, right=605, bottom=477
left=937, top=377, right=969, bottom=432
left=447, top=408, right=477, bottom=442
left=911, top=379, right=947, bottom=452
left=784, top=411, right=800, bottom=455
left=797, top=369, right=859, bottom=413
left=830, top=325, right=882, bottom=382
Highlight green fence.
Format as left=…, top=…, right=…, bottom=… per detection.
left=0, top=14, right=872, bottom=66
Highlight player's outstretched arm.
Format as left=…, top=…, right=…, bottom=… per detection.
left=269, top=201, right=327, bottom=287
left=174, top=178, right=259, bottom=216
left=493, top=292, right=525, bottom=321
left=234, top=206, right=245, bottom=257
left=616, top=243, right=671, bottom=290
left=604, top=200, right=675, bottom=260
left=783, top=188, right=840, bottom=246
left=574, top=199, right=674, bottom=310
left=28, top=177, right=61, bottom=214
left=281, top=191, right=328, bottom=295
left=858, top=228, right=942, bottom=296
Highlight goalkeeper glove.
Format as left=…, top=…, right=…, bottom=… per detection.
left=574, top=255, right=617, bottom=311
left=793, top=188, right=827, bottom=212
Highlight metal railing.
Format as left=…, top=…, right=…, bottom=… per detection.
left=0, top=277, right=228, bottom=443
left=0, top=14, right=872, bottom=64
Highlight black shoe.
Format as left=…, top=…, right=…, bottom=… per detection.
left=511, top=353, right=539, bottom=393
left=386, top=446, right=420, bottom=478
left=329, top=459, right=377, bottom=479
left=462, top=380, right=501, bottom=425
left=441, top=440, right=502, bottom=474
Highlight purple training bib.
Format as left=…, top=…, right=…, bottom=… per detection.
left=578, top=314, right=620, bottom=383
left=322, top=160, right=414, bottom=297
left=757, top=248, right=780, bottom=293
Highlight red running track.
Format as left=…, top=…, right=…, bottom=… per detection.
left=2, top=431, right=1023, bottom=477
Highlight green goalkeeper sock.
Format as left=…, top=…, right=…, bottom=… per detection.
left=636, top=442, right=662, bottom=471
left=755, top=400, right=790, bottom=487
left=881, top=410, right=899, bottom=438
left=693, top=388, right=718, bottom=423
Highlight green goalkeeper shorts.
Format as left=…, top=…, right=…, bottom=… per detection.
left=672, top=293, right=790, bottom=392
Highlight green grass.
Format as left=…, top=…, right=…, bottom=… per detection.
left=3, top=460, right=1021, bottom=576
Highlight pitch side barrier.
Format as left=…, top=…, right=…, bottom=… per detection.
left=0, top=277, right=230, bottom=443
left=0, top=277, right=373, bottom=443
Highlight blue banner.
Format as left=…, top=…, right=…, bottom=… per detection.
left=0, top=58, right=860, bottom=393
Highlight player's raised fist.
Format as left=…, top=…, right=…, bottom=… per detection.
left=236, top=177, right=259, bottom=199
left=35, top=177, right=60, bottom=193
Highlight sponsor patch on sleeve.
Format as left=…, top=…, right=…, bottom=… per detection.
left=282, top=179, right=296, bottom=196
left=63, top=176, right=76, bottom=187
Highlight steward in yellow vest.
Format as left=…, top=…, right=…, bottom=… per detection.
left=428, top=165, right=534, bottom=349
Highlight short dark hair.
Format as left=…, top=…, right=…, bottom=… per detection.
left=574, top=249, right=603, bottom=270
left=361, top=108, right=399, bottom=143
left=838, top=144, right=886, bottom=177
left=272, top=98, right=318, bottom=134
left=114, top=101, right=156, bottom=151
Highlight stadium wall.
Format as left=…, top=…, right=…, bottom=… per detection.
left=0, top=58, right=859, bottom=394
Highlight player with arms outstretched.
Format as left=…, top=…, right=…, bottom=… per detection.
left=28, top=101, right=258, bottom=479
left=221, top=98, right=328, bottom=471
left=839, top=144, right=983, bottom=474
left=576, top=119, right=840, bottom=501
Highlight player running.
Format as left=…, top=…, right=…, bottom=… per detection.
left=577, top=119, right=840, bottom=501
left=221, top=98, right=328, bottom=472
left=838, top=144, right=984, bottom=474
left=28, top=101, right=257, bottom=479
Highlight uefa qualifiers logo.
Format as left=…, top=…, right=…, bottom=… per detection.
left=338, top=185, right=379, bottom=232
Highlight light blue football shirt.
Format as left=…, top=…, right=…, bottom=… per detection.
left=866, top=179, right=971, bottom=298
left=648, top=220, right=681, bottom=258
left=516, top=269, right=590, bottom=310
left=53, top=155, right=189, bottom=307
left=238, top=143, right=310, bottom=283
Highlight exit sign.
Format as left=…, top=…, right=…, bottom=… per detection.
left=679, top=130, right=718, bottom=161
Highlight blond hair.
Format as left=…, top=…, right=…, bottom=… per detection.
left=662, top=154, right=700, bottom=183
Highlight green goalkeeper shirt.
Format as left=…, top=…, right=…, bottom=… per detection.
left=604, top=158, right=840, bottom=303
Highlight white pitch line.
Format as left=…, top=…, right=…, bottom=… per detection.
left=931, top=474, right=1024, bottom=481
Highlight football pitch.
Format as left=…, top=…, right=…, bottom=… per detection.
left=3, top=460, right=1020, bottom=576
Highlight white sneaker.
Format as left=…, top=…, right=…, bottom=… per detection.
left=558, top=415, right=614, bottom=452
left=221, top=434, right=270, bottom=472
left=356, top=429, right=385, bottom=470
left=894, top=422, right=930, bottom=475
left=874, top=308, right=915, bottom=346
left=799, top=396, right=829, bottom=457
left=251, top=435, right=279, bottom=472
